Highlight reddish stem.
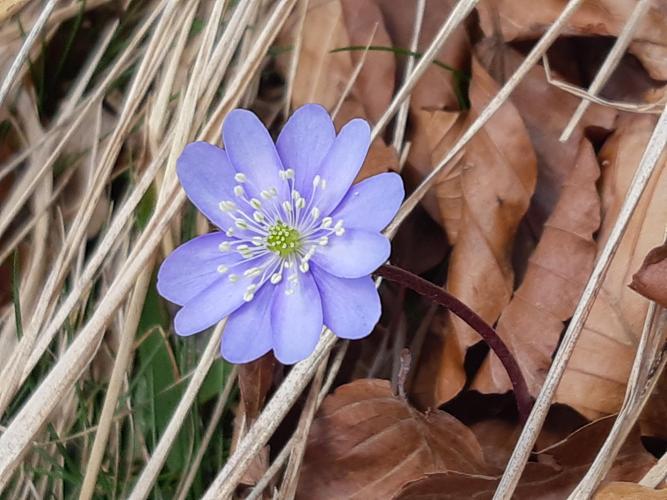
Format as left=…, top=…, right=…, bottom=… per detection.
left=376, top=264, right=533, bottom=423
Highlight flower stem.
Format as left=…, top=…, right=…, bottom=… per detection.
left=376, top=264, right=533, bottom=422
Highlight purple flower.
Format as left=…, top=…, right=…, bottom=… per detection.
left=157, top=104, right=404, bottom=364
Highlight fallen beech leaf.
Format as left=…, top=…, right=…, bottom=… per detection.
left=476, top=0, right=667, bottom=80
left=296, top=379, right=490, bottom=499
left=411, top=57, right=537, bottom=407
left=470, top=419, right=521, bottom=470
left=278, top=0, right=399, bottom=180
left=555, top=114, right=667, bottom=420
left=629, top=242, right=667, bottom=307
left=279, top=0, right=395, bottom=123
left=378, top=0, right=470, bottom=111
left=394, top=417, right=656, bottom=499
left=594, top=482, right=667, bottom=499
left=472, top=138, right=601, bottom=395
left=476, top=39, right=616, bottom=237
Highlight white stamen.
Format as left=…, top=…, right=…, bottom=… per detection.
left=250, top=198, right=262, bottom=209
left=318, top=236, right=329, bottom=246
left=219, top=241, right=231, bottom=252
left=217, top=264, right=228, bottom=274
left=295, top=197, right=306, bottom=209
left=236, top=220, right=249, bottom=230
left=228, top=274, right=239, bottom=282
left=244, top=267, right=261, bottom=277
left=312, top=175, right=321, bottom=187
left=234, top=185, right=245, bottom=197
left=285, top=168, right=295, bottom=179
left=225, top=228, right=235, bottom=237
left=253, top=211, right=265, bottom=223
left=261, top=190, right=272, bottom=199
left=219, top=200, right=236, bottom=212
left=234, top=172, right=247, bottom=183
left=299, top=261, right=309, bottom=273
left=334, top=220, right=344, bottom=231
left=292, top=190, right=301, bottom=201
left=321, top=217, right=333, bottom=228
left=270, top=272, right=282, bottom=284
left=320, top=178, right=327, bottom=189
left=252, top=236, right=264, bottom=246
left=310, top=207, right=320, bottom=220
left=335, top=227, right=345, bottom=236
left=282, top=201, right=292, bottom=213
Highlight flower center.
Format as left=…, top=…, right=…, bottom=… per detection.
left=266, top=222, right=301, bottom=257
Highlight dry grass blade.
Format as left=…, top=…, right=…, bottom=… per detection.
left=370, top=0, right=478, bottom=141
left=279, top=360, right=328, bottom=500
left=568, top=304, right=667, bottom=498
left=386, top=0, right=586, bottom=240
left=175, top=367, right=239, bottom=500
left=0, top=0, right=58, bottom=107
left=78, top=267, right=154, bottom=500
left=246, top=342, right=348, bottom=500
left=641, top=451, right=667, bottom=488
left=494, top=102, right=667, bottom=500
left=391, top=0, right=425, bottom=156
left=559, top=0, right=653, bottom=142
left=0, top=0, right=176, bottom=418
left=202, top=330, right=338, bottom=498
left=128, top=321, right=226, bottom=500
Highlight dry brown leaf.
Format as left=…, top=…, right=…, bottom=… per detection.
left=410, top=57, right=537, bottom=407
left=555, top=113, right=667, bottom=420
left=470, top=419, right=521, bottom=470
left=630, top=242, right=667, bottom=308
left=472, top=138, right=601, bottom=395
left=234, top=353, right=276, bottom=486
left=594, top=482, right=667, bottom=499
left=476, top=0, right=667, bottom=80
left=280, top=0, right=395, bottom=122
left=278, top=0, right=399, bottom=181
left=394, top=417, right=656, bottom=500
left=476, top=40, right=616, bottom=238
left=296, top=379, right=490, bottom=500
left=238, top=353, right=276, bottom=421
left=378, top=0, right=470, bottom=111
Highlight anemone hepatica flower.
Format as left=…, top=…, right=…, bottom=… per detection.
left=157, top=104, right=404, bottom=364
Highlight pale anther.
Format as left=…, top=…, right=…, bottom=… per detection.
left=234, top=172, right=247, bottom=183
left=321, top=217, right=333, bottom=228
left=270, top=273, right=282, bottom=284
left=310, top=207, right=320, bottom=219
left=250, top=198, right=262, bottom=209
left=217, top=264, right=228, bottom=274
left=313, top=175, right=321, bottom=187
left=234, top=185, right=245, bottom=197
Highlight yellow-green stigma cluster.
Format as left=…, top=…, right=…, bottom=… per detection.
left=266, top=222, right=301, bottom=257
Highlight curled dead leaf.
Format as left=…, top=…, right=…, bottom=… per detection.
left=411, top=57, right=537, bottom=407
left=296, top=379, right=490, bottom=500
left=476, top=0, right=667, bottom=80
left=472, top=137, right=601, bottom=396
left=394, top=417, right=656, bottom=499
left=555, top=114, right=667, bottom=420
left=630, top=242, right=667, bottom=308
